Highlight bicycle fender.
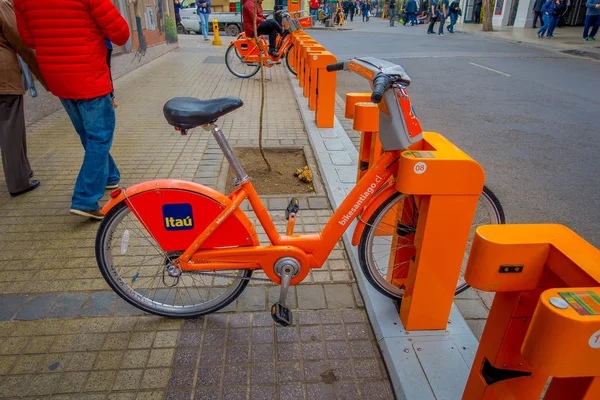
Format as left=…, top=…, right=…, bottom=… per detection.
left=102, top=180, right=259, bottom=252
left=351, top=185, right=399, bottom=246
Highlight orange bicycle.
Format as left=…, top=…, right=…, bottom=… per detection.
left=225, top=12, right=299, bottom=78
left=95, top=58, right=503, bottom=325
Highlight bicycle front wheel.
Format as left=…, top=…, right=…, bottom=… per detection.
left=358, top=186, right=505, bottom=301
left=285, top=44, right=297, bottom=75
left=225, top=44, right=261, bottom=79
left=96, top=201, right=251, bottom=318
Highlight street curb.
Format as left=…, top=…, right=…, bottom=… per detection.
left=457, top=27, right=600, bottom=61
left=289, top=76, right=480, bottom=400
left=308, top=26, right=354, bottom=31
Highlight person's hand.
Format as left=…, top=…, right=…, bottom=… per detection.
left=596, top=4, right=600, bottom=7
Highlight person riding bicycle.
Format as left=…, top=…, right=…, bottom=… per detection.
left=242, top=0, right=285, bottom=58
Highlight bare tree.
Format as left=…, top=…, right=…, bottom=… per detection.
left=253, top=0, right=272, bottom=171
left=482, top=0, right=493, bottom=31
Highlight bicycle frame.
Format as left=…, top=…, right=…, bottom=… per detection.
left=230, top=33, right=293, bottom=67
left=169, top=123, right=400, bottom=285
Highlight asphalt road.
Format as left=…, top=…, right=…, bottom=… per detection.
left=310, top=21, right=600, bottom=246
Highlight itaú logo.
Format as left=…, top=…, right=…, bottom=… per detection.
left=339, top=175, right=382, bottom=226
left=162, top=203, right=194, bottom=231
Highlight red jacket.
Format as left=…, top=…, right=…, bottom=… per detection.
left=310, top=0, right=320, bottom=9
left=242, top=0, right=266, bottom=37
left=14, top=0, right=130, bottom=100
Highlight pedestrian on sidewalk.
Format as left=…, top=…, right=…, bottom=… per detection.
left=546, top=0, right=566, bottom=37
left=437, top=0, right=448, bottom=35
left=427, top=0, right=440, bottom=34
left=532, top=0, right=545, bottom=28
left=473, top=0, right=482, bottom=23
left=349, top=0, right=356, bottom=21
left=14, top=0, right=130, bottom=219
left=406, top=0, right=418, bottom=25
left=196, top=0, right=211, bottom=41
left=389, top=0, right=396, bottom=21
left=174, top=0, right=182, bottom=25
left=0, top=0, right=47, bottom=197
left=362, top=0, right=371, bottom=21
left=447, top=0, right=460, bottom=33
left=583, top=0, right=600, bottom=40
left=310, top=0, right=320, bottom=23
left=537, top=0, right=555, bottom=37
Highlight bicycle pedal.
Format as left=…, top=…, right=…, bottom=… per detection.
left=285, top=198, right=300, bottom=220
left=271, top=302, right=293, bottom=326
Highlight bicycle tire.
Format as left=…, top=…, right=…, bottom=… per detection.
left=358, top=185, right=505, bottom=301
left=285, top=44, right=297, bottom=75
left=225, top=44, right=261, bottom=79
left=95, top=201, right=251, bottom=318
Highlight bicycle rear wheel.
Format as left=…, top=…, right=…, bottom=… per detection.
left=96, top=201, right=251, bottom=318
left=358, top=186, right=505, bottom=301
left=225, top=44, right=261, bottom=78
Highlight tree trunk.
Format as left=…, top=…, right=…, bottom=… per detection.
left=253, top=0, right=272, bottom=171
left=482, top=0, right=493, bottom=31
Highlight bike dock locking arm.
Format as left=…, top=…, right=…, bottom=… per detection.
left=462, top=224, right=600, bottom=400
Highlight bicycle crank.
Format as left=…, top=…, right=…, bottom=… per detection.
left=271, top=257, right=301, bottom=327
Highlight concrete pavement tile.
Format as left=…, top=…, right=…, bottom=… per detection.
left=0, top=355, right=17, bottom=375
left=102, top=332, right=130, bottom=350
left=301, top=342, right=325, bottom=361
left=341, top=309, right=365, bottom=324
left=0, top=336, right=29, bottom=354
left=345, top=323, right=371, bottom=340
left=195, top=387, right=220, bottom=399
left=166, top=391, right=192, bottom=400
left=226, top=344, right=249, bottom=364
left=23, top=335, right=56, bottom=353
left=182, top=318, right=204, bottom=330
left=66, top=351, right=97, bottom=371
left=348, top=340, right=376, bottom=359
left=299, top=325, right=322, bottom=342
left=276, top=326, right=299, bottom=343
left=455, top=299, right=490, bottom=319
left=227, top=328, right=250, bottom=345
left=250, top=385, right=276, bottom=399
left=179, top=330, right=202, bottom=347
left=0, top=295, right=28, bottom=320
left=56, top=371, right=89, bottom=394
left=303, top=360, right=331, bottom=382
left=196, top=366, right=222, bottom=387
left=296, top=285, right=326, bottom=310
left=174, top=347, right=199, bottom=368
left=251, top=327, right=273, bottom=345
left=279, top=383, right=304, bottom=400
left=222, top=386, right=248, bottom=400
left=147, top=348, right=175, bottom=368
left=199, top=346, right=224, bottom=365
left=277, top=343, right=300, bottom=362
left=128, top=331, right=156, bottom=349
left=359, top=380, right=394, bottom=399
left=93, top=351, right=124, bottom=370
left=251, top=312, right=272, bottom=327
left=251, top=345, right=274, bottom=363
left=306, top=382, right=336, bottom=399
left=202, top=329, right=225, bottom=347
left=236, top=286, right=266, bottom=312
left=322, top=325, right=345, bottom=342
left=27, top=373, right=61, bottom=396
left=10, top=353, right=46, bottom=374
left=354, top=359, right=382, bottom=379
left=223, top=364, right=248, bottom=386
left=250, top=363, right=275, bottom=385
left=324, top=284, right=355, bottom=308
left=297, top=310, right=321, bottom=325
left=120, top=349, right=150, bottom=369
left=153, top=330, right=179, bottom=348
left=136, top=391, right=166, bottom=400
left=140, top=368, right=170, bottom=389
left=329, top=359, right=356, bottom=380
left=320, top=309, right=343, bottom=325
left=47, top=293, right=89, bottom=319
left=113, top=299, right=147, bottom=316
left=326, top=341, right=351, bottom=359
left=168, top=368, right=195, bottom=389
left=277, top=362, right=303, bottom=382
left=85, top=370, right=117, bottom=391
left=15, top=293, right=58, bottom=320
left=0, top=374, right=30, bottom=397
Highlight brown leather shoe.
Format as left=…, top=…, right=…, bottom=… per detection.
left=69, top=208, right=104, bottom=220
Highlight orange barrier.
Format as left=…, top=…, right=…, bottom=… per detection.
left=462, top=224, right=600, bottom=399
left=344, top=94, right=380, bottom=180
left=308, top=52, right=337, bottom=128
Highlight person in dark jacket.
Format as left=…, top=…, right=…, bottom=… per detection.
left=583, top=0, right=600, bottom=40
left=406, top=0, right=418, bottom=25
left=537, top=0, right=555, bottom=37
left=447, top=0, right=460, bottom=33
left=349, top=0, right=356, bottom=20
left=546, top=0, right=566, bottom=37
left=532, top=0, right=545, bottom=28
left=473, top=0, right=482, bottom=23
left=174, top=0, right=182, bottom=25
left=362, top=0, right=371, bottom=21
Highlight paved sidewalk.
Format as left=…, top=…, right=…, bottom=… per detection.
left=0, top=35, right=392, bottom=399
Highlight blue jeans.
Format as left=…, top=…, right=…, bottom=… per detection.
left=408, top=12, right=417, bottom=25
left=199, top=12, right=210, bottom=38
left=448, top=13, right=457, bottom=32
left=438, top=15, right=446, bottom=34
left=537, top=15, right=552, bottom=36
left=546, top=15, right=559, bottom=37
left=60, top=95, right=119, bottom=211
left=584, top=15, right=600, bottom=39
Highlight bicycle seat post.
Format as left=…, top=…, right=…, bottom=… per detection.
left=205, top=123, right=249, bottom=185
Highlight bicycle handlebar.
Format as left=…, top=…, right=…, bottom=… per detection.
left=371, top=74, right=391, bottom=104
left=326, top=62, right=345, bottom=72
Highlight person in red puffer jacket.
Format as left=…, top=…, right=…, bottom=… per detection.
left=243, top=0, right=284, bottom=57
left=14, top=0, right=130, bottom=220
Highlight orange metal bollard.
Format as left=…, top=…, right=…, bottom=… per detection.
left=307, top=51, right=337, bottom=128
left=305, top=47, right=327, bottom=105
left=353, top=102, right=380, bottom=180
left=395, top=132, right=485, bottom=330
left=344, top=93, right=372, bottom=119
left=297, top=39, right=319, bottom=91
left=290, top=32, right=311, bottom=80
left=462, top=224, right=600, bottom=400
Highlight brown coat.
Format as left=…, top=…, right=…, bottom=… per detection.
left=0, top=0, right=45, bottom=95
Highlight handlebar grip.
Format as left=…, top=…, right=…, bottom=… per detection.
left=326, top=62, right=345, bottom=72
left=371, top=82, right=387, bottom=104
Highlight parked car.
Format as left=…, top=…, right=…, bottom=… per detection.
left=179, top=7, right=243, bottom=36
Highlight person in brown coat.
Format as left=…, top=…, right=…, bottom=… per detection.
left=0, top=0, right=46, bottom=196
